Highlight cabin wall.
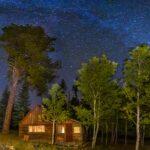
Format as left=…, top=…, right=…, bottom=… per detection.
left=19, top=122, right=85, bottom=143
left=19, top=105, right=85, bottom=143
left=55, top=123, right=66, bottom=143
left=55, top=121, right=84, bottom=143
left=72, top=123, right=83, bottom=142
left=19, top=123, right=52, bottom=141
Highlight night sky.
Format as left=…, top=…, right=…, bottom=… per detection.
left=0, top=0, right=150, bottom=103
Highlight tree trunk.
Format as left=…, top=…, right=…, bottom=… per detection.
left=141, top=125, right=145, bottom=146
left=111, top=123, right=115, bottom=144
left=85, top=126, right=89, bottom=141
left=92, top=99, right=96, bottom=149
left=115, top=115, right=118, bottom=144
left=135, top=53, right=141, bottom=150
left=105, top=122, right=108, bottom=145
left=2, top=67, right=19, bottom=134
left=52, top=120, right=55, bottom=145
left=101, top=128, right=104, bottom=144
left=92, top=121, right=99, bottom=149
left=135, top=103, right=140, bottom=150
left=125, top=119, right=128, bottom=145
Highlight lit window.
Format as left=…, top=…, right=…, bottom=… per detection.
left=73, top=126, right=81, bottom=133
left=28, top=125, right=45, bottom=133
left=57, top=125, right=65, bottom=134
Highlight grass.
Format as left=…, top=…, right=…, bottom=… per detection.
left=0, top=132, right=35, bottom=150
left=0, top=132, right=56, bottom=150
left=94, top=145, right=150, bottom=150
left=0, top=132, right=149, bottom=150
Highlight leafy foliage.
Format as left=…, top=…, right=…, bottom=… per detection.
left=76, top=54, right=119, bottom=148
left=123, top=44, right=150, bottom=150
left=76, top=55, right=118, bottom=121
left=75, top=106, right=93, bottom=128
left=0, top=24, right=58, bottom=94
left=42, top=84, right=69, bottom=122
left=123, top=44, right=150, bottom=125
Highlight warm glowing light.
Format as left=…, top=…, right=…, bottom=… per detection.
left=73, top=126, right=81, bottom=133
left=28, top=125, right=45, bottom=133
left=57, top=125, right=65, bottom=133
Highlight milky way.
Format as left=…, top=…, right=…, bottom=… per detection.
left=0, top=0, right=150, bottom=95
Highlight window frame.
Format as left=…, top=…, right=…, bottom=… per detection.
left=28, top=125, right=45, bottom=133
left=57, top=125, right=65, bottom=134
left=73, top=126, right=81, bottom=134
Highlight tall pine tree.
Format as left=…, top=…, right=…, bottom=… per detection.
left=0, top=87, right=9, bottom=129
left=59, top=79, right=67, bottom=93
left=12, top=80, right=30, bottom=129
left=0, top=24, right=57, bottom=133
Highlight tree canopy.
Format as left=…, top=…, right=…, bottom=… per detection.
left=0, top=24, right=58, bottom=134
left=123, top=44, right=150, bottom=150
left=0, top=24, right=57, bottom=94
left=76, top=55, right=118, bottom=148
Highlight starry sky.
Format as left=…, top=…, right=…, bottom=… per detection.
left=0, top=0, right=150, bottom=101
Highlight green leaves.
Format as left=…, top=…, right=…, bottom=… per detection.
left=0, top=24, right=57, bottom=95
left=124, top=45, right=150, bottom=91
left=123, top=44, right=150, bottom=125
left=75, top=106, right=93, bottom=128
left=76, top=54, right=120, bottom=128
left=42, top=84, right=69, bottom=122
left=76, top=55, right=117, bottom=103
left=76, top=54, right=120, bottom=148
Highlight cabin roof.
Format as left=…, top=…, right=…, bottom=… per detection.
left=19, top=105, right=81, bottom=125
left=19, top=105, right=42, bottom=125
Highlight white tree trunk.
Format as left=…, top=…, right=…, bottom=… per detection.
left=135, top=102, right=140, bottom=150
left=92, top=122, right=99, bottom=149
left=52, top=120, right=55, bottom=145
left=92, top=99, right=96, bottom=149
left=136, top=52, right=141, bottom=150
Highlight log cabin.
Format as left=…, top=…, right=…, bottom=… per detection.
left=19, top=105, right=85, bottom=145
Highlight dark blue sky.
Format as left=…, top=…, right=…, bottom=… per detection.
left=0, top=0, right=150, bottom=102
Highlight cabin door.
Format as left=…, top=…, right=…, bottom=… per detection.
left=66, top=123, right=73, bottom=142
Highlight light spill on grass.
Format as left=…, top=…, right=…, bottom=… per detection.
left=0, top=133, right=34, bottom=150
left=0, top=132, right=56, bottom=150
